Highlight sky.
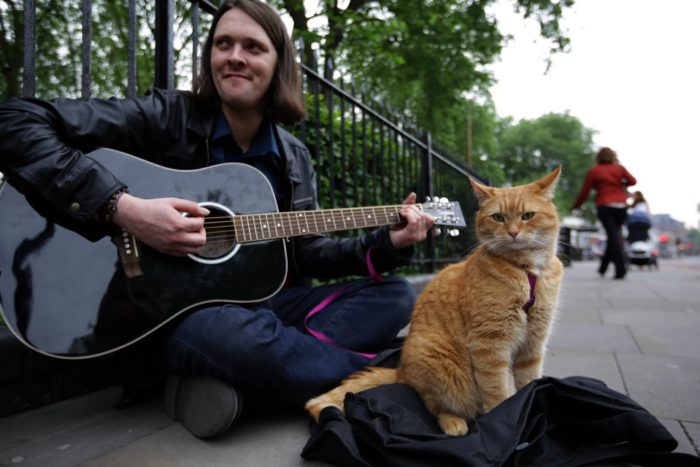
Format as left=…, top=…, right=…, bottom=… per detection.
left=486, top=0, right=700, bottom=229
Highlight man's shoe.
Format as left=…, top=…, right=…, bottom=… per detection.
left=164, top=375, right=243, bottom=439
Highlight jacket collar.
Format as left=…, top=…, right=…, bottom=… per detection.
left=186, top=94, right=303, bottom=183
left=271, top=124, right=303, bottom=183
left=185, top=93, right=216, bottom=139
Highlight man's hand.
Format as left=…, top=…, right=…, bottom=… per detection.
left=389, top=192, right=435, bottom=250
left=112, top=193, right=209, bottom=256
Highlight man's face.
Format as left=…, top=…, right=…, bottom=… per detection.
left=210, top=8, right=278, bottom=116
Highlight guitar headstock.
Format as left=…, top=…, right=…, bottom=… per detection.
left=422, top=197, right=466, bottom=231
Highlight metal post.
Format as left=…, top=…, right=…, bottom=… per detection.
left=154, top=0, right=174, bottom=89
left=81, top=0, right=92, bottom=99
left=22, top=0, right=36, bottom=97
left=192, top=5, right=200, bottom=81
left=423, top=131, right=435, bottom=272
left=127, top=0, right=137, bottom=97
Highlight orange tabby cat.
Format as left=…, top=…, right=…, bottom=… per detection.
left=305, top=168, right=563, bottom=436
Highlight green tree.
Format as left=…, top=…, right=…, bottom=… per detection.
left=494, top=112, right=597, bottom=218
left=0, top=0, right=207, bottom=100
left=271, top=0, right=573, bottom=155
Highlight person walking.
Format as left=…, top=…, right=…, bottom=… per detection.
left=627, top=191, right=652, bottom=243
left=572, top=147, right=637, bottom=279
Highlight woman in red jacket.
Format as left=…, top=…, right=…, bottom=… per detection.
left=572, top=147, right=637, bottom=279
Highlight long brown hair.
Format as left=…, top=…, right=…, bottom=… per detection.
left=596, top=147, right=618, bottom=164
left=192, top=0, right=306, bottom=125
left=631, top=191, right=647, bottom=208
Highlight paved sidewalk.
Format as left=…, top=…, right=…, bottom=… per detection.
left=1, top=258, right=699, bottom=466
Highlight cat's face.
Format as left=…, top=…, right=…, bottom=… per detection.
left=471, top=168, right=560, bottom=252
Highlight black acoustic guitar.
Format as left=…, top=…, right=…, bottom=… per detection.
left=0, top=148, right=465, bottom=360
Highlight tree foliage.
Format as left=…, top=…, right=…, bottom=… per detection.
left=0, top=0, right=597, bottom=207
left=0, top=0, right=205, bottom=100
left=271, top=0, right=572, bottom=160
left=494, top=112, right=597, bottom=218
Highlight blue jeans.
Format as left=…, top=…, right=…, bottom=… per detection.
left=164, top=276, right=415, bottom=405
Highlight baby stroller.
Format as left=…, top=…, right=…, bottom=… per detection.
left=626, top=239, right=659, bottom=270
left=626, top=220, right=658, bottom=270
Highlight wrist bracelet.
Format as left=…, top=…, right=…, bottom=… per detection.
left=102, top=187, right=129, bottom=223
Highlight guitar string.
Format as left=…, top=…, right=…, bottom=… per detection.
left=202, top=206, right=407, bottom=244
left=190, top=203, right=456, bottom=245
left=198, top=204, right=419, bottom=223
left=205, top=213, right=404, bottom=243
left=200, top=206, right=411, bottom=228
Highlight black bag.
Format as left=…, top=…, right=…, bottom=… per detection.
left=301, top=376, right=700, bottom=467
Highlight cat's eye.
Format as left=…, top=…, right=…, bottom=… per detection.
left=491, top=213, right=506, bottom=222
left=521, top=212, right=535, bottom=220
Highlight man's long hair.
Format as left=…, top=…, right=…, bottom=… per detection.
left=192, top=0, right=306, bottom=125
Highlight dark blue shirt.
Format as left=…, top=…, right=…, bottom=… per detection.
left=209, top=112, right=286, bottom=207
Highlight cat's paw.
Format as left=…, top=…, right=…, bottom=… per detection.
left=305, top=396, right=343, bottom=422
left=437, top=413, right=468, bottom=436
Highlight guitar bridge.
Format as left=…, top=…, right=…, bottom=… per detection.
left=112, top=229, right=143, bottom=278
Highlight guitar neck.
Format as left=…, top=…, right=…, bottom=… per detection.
left=222, top=204, right=415, bottom=244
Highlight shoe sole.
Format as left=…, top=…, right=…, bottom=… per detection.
left=165, top=375, right=242, bottom=439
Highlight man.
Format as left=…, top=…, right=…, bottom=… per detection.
left=0, top=0, right=433, bottom=438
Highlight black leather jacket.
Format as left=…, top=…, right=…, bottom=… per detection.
left=0, top=88, right=412, bottom=281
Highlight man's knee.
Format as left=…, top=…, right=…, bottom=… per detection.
left=378, top=276, right=416, bottom=322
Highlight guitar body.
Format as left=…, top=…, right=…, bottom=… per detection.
left=0, top=149, right=286, bottom=359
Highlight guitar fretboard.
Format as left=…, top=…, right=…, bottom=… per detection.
left=229, top=205, right=413, bottom=243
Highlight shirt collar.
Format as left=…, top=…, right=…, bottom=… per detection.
left=211, top=112, right=279, bottom=158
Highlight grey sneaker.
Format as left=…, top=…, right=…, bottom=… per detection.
left=164, top=375, right=243, bottom=439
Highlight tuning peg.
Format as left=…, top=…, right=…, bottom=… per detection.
left=440, top=197, right=449, bottom=204
left=449, top=229, right=460, bottom=237
left=433, top=227, right=442, bottom=237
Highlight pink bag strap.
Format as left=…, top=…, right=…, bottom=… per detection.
left=304, top=285, right=377, bottom=359
left=365, top=247, right=384, bottom=284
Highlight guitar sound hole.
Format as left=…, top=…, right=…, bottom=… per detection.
left=186, top=203, right=240, bottom=265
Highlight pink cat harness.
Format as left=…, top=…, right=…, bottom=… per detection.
left=523, top=273, right=537, bottom=314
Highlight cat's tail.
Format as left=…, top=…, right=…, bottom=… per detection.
left=305, top=367, right=398, bottom=421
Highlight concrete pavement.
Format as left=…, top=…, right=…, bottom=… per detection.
left=1, top=257, right=699, bottom=466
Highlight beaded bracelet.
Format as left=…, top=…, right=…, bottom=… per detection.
left=101, top=187, right=129, bottom=223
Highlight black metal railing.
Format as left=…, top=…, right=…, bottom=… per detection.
left=13, top=0, right=487, bottom=271
left=296, top=54, right=485, bottom=269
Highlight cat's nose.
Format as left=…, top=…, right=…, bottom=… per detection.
left=508, top=231, right=519, bottom=239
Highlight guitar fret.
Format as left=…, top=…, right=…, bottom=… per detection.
left=258, top=213, right=265, bottom=240
left=300, top=212, right=309, bottom=234
left=294, top=213, right=304, bottom=233
left=276, top=212, right=289, bottom=237
left=273, top=216, right=284, bottom=238
left=251, top=214, right=259, bottom=241
left=286, top=211, right=295, bottom=237
left=252, top=213, right=259, bottom=240
left=262, top=213, right=270, bottom=240
left=242, top=215, right=249, bottom=242
left=310, top=211, right=320, bottom=234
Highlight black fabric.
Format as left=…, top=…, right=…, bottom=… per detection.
left=302, top=376, right=700, bottom=467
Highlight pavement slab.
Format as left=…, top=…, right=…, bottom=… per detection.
left=616, top=352, right=700, bottom=422
left=1, top=257, right=699, bottom=465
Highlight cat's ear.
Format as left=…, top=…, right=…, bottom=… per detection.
left=469, top=178, right=494, bottom=205
left=533, top=166, right=561, bottom=200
